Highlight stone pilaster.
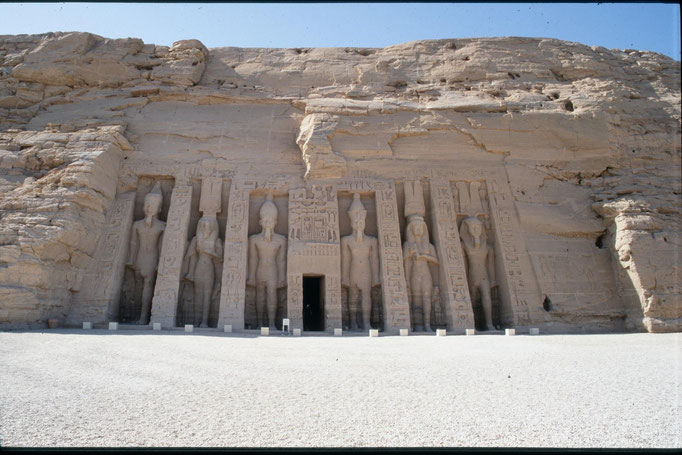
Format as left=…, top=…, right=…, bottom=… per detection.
left=67, top=192, right=136, bottom=325
left=287, top=273, right=303, bottom=330
left=375, top=181, right=411, bottom=333
left=429, top=180, right=475, bottom=331
left=150, top=183, right=192, bottom=328
left=486, top=179, right=543, bottom=327
left=217, top=180, right=253, bottom=330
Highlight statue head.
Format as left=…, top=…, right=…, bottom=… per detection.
left=143, top=182, right=163, bottom=219
left=406, top=215, right=429, bottom=244
left=348, top=193, right=367, bottom=234
left=197, top=215, right=219, bottom=240
left=461, top=216, right=486, bottom=247
left=259, top=194, right=278, bottom=233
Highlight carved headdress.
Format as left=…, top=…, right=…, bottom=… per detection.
left=260, top=193, right=278, bottom=221
left=348, top=193, right=366, bottom=223
left=404, top=180, right=425, bottom=224
left=145, top=182, right=163, bottom=205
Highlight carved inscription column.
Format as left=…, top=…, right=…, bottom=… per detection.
left=486, top=179, right=542, bottom=327
left=150, top=183, right=192, bottom=327
left=67, top=192, right=136, bottom=325
left=429, top=181, right=475, bottom=331
left=375, top=181, right=411, bottom=333
left=217, top=180, right=253, bottom=330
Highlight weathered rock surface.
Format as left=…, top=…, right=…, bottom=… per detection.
left=0, top=32, right=679, bottom=331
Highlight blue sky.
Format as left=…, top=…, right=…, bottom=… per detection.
left=1, top=3, right=680, bottom=60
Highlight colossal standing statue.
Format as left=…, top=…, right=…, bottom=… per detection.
left=341, top=193, right=380, bottom=330
left=402, top=181, right=440, bottom=332
left=184, top=215, right=223, bottom=328
left=127, top=183, right=165, bottom=325
left=460, top=216, right=497, bottom=331
left=247, top=194, right=287, bottom=329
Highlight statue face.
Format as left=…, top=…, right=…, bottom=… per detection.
left=260, top=215, right=276, bottom=231
left=469, top=220, right=482, bottom=238
left=143, top=196, right=161, bottom=217
left=352, top=215, right=365, bottom=233
left=198, top=219, right=213, bottom=236
left=412, top=220, right=424, bottom=237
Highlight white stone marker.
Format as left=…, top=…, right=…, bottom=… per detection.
left=465, top=329, right=476, bottom=336
left=505, top=328, right=516, bottom=336
left=529, top=327, right=540, bottom=335
left=334, top=328, right=342, bottom=336
left=82, top=322, right=92, bottom=330
left=400, top=328, right=409, bottom=336
left=185, top=324, right=193, bottom=333
left=153, top=323, right=162, bottom=331
left=261, top=327, right=269, bottom=336
left=108, top=322, right=118, bottom=331
left=282, top=319, right=290, bottom=332
left=224, top=324, right=232, bottom=333
left=369, top=329, right=379, bottom=337
left=293, top=328, right=301, bottom=336
left=436, top=329, right=447, bottom=336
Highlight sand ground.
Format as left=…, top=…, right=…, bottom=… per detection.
left=0, top=329, right=680, bottom=448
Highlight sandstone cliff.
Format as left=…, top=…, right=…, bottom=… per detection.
left=0, top=32, right=679, bottom=331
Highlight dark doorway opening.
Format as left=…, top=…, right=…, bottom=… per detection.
left=303, top=275, right=325, bottom=331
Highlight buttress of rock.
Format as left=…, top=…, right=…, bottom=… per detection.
left=296, top=113, right=347, bottom=180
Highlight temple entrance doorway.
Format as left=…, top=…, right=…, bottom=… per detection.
left=303, top=275, right=325, bottom=331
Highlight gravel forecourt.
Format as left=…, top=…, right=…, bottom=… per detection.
left=0, top=329, right=680, bottom=448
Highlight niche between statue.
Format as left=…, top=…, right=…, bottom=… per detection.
left=396, top=180, right=446, bottom=332
left=176, top=178, right=231, bottom=328
left=119, top=177, right=175, bottom=324
left=452, top=181, right=501, bottom=331
left=245, top=191, right=288, bottom=330
left=338, top=191, right=383, bottom=331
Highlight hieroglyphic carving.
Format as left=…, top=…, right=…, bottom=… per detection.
left=288, top=185, right=338, bottom=243
left=68, top=192, right=136, bottom=325
left=149, top=183, right=192, bottom=327
left=287, top=273, right=303, bottom=328
left=429, top=180, right=475, bottom=331
left=217, top=180, right=254, bottom=330
left=375, top=182, right=411, bottom=333
left=287, top=184, right=342, bottom=331
left=485, top=180, right=542, bottom=327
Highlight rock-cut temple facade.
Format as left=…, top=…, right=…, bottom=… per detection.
left=0, top=33, right=680, bottom=334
